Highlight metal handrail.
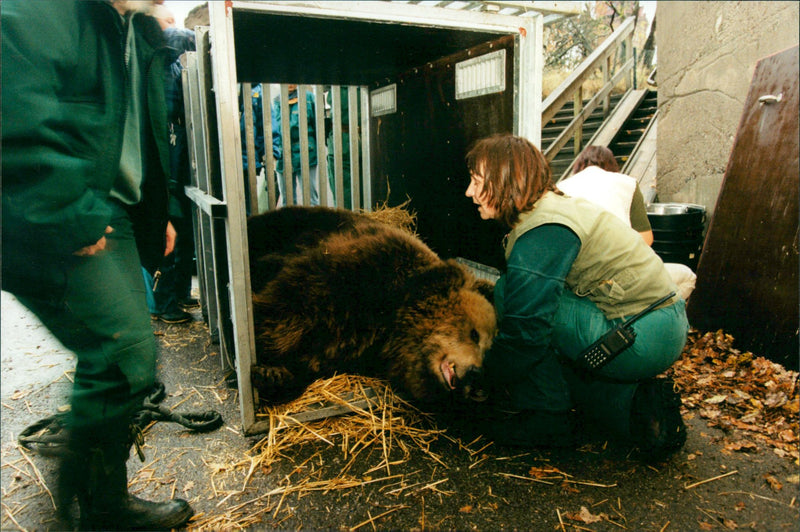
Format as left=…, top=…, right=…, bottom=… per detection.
left=541, top=17, right=636, bottom=161
left=647, top=66, right=657, bottom=87
left=543, top=56, right=633, bottom=161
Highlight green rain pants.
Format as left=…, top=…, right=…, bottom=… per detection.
left=553, top=291, right=689, bottom=437
left=18, top=202, right=157, bottom=439
left=503, top=290, right=689, bottom=438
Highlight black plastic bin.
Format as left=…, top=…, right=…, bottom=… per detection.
left=646, top=203, right=706, bottom=270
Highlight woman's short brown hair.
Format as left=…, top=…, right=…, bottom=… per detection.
left=465, top=134, right=557, bottom=227
left=573, top=145, right=620, bottom=173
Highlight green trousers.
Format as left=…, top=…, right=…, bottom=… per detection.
left=18, top=203, right=156, bottom=439
left=503, top=290, right=689, bottom=437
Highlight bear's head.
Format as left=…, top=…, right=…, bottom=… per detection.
left=386, top=260, right=497, bottom=405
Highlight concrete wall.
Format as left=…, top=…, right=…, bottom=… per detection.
left=656, top=1, right=799, bottom=215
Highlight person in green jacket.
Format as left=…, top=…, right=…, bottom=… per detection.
left=464, top=134, right=689, bottom=462
left=271, top=84, right=319, bottom=206
left=1, top=1, right=193, bottom=528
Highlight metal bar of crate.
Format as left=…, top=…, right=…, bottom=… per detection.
left=241, top=82, right=259, bottom=214
left=314, top=85, right=329, bottom=207
left=263, top=387, right=380, bottom=430
left=348, top=85, right=361, bottom=211
left=297, top=85, right=312, bottom=205
left=332, top=85, right=345, bottom=208
left=262, top=83, right=277, bottom=211
left=279, top=84, right=293, bottom=205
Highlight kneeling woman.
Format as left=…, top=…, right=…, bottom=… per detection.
left=465, top=134, right=689, bottom=461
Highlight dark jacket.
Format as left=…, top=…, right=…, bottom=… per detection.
left=1, top=1, right=171, bottom=297
left=271, top=88, right=318, bottom=174
left=164, top=27, right=196, bottom=219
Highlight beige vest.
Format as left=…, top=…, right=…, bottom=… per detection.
left=506, top=192, right=678, bottom=319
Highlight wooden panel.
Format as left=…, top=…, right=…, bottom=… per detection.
left=687, top=46, right=799, bottom=369
left=371, top=36, right=516, bottom=269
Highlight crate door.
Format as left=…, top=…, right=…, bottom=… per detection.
left=370, top=37, right=519, bottom=269
left=688, top=46, right=799, bottom=369
left=182, top=30, right=235, bottom=371
left=184, top=19, right=262, bottom=434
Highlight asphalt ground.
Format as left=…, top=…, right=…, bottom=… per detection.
left=2, top=289, right=798, bottom=531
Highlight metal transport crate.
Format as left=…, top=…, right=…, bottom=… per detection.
left=455, top=257, right=502, bottom=284
left=182, top=1, right=543, bottom=435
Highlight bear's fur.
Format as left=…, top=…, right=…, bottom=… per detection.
left=247, top=206, right=497, bottom=406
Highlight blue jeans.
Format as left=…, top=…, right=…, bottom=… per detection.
left=277, top=166, right=320, bottom=206
left=552, top=291, right=689, bottom=380
left=502, top=290, right=688, bottom=437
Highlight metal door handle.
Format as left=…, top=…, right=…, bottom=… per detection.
left=758, top=93, right=783, bottom=104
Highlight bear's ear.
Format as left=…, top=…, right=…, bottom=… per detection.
left=405, top=261, right=466, bottom=301
left=472, top=278, right=496, bottom=301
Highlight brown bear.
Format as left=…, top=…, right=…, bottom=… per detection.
left=247, top=206, right=497, bottom=406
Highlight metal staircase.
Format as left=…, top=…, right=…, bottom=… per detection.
left=543, top=92, right=626, bottom=179
left=547, top=88, right=659, bottom=201
left=609, top=89, right=657, bottom=170
left=539, top=15, right=659, bottom=199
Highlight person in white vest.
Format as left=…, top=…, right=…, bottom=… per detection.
left=558, top=146, right=696, bottom=300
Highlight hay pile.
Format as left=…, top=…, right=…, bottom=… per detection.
left=253, top=375, right=447, bottom=473
left=189, top=374, right=476, bottom=530
left=362, top=200, right=417, bottom=235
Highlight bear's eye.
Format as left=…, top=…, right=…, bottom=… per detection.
left=470, top=328, right=480, bottom=344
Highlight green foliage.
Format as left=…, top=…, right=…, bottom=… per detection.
left=544, top=1, right=648, bottom=71
left=544, top=3, right=607, bottom=70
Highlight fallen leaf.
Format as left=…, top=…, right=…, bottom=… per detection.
left=782, top=401, right=799, bottom=414
left=564, top=507, right=602, bottom=524
left=705, top=394, right=728, bottom=404
left=763, top=474, right=783, bottom=492
left=560, top=481, right=580, bottom=494
left=722, top=517, right=738, bottom=529
left=528, top=466, right=564, bottom=479
left=724, top=441, right=758, bottom=453
left=578, top=506, right=602, bottom=524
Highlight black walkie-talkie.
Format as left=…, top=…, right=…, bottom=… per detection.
left=576, top=292, right=677, bottom=371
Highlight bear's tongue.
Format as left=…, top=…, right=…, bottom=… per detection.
left=440, top=361, right=456, bottom=389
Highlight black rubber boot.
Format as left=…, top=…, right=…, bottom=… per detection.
left=55, top=447, right=81, bottom=527
left=630, top=377, right=687, bottom=462
left=152, top=306, right=192, bottom=323
left=61, top=424, right=194, bottom=531
left=76, top=443, right=194, bottom=531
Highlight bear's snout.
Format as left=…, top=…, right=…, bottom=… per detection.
left=456, top=365, right=489, bottom=402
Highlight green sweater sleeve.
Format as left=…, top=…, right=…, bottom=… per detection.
left=484, top=224, right=581, bottom=384
left=1, top=1, right=116, bottom=256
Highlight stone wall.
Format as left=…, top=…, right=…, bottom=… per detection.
left=656, top=1, right=798, bottom=215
